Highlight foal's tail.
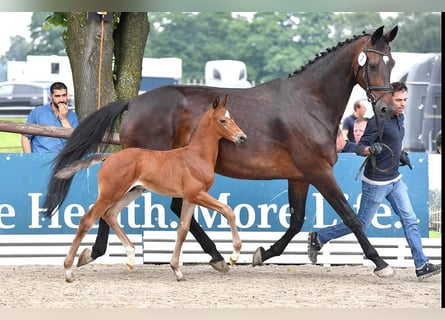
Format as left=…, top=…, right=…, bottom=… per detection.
left=43, top=99, right=130, bottom=218
left=55, top=154, right=108, bottom=179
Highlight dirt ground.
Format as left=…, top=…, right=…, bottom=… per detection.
left=0, top=263, right=441, bottom=308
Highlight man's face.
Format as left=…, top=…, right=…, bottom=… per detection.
left=392, top=89, right=407, bottom=115
left=51, top=88, right=68, bottom=108
left=353, top=120, right=367, bottom=143
left=357, top=103, right=367, bottom=117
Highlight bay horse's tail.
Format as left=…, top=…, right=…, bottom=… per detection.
left=43, top=99, right=130, bottom=218
left=55, top=154, right=108, bottom=180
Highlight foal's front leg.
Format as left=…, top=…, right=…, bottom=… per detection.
left=194, top=192, right=242, bottom=265
left=170, top=200, right=196, bottom=281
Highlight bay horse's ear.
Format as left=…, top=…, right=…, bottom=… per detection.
left=385, top=26, right=398, bottom=43
left=212, top=95, right=220, bottom=109
left=370, top=26, right=384, bottom=44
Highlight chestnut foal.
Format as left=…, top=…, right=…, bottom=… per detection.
left=55, top=95, right=247, bottom=282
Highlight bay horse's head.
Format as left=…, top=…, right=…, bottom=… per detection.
left=354, top=25, right=398, bottom=120
left=211, top=95, right=247, bottom=146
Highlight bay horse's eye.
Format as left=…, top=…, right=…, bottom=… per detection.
left=368, top=63, right=378, bottom=71
left=219, top=118, right=227, bottom=124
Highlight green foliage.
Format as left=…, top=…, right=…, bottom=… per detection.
left=146, top=12, right=441, bottom=84
left=0, top=12, right=441, bottom=85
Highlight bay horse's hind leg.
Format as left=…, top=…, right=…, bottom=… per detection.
left=253, top=180, right=308, bottom=266
left=171, top=197, right=229, bottom=273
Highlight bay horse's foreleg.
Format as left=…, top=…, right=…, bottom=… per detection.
left=170, top=200, right=196, bottom=281
left=171, top=197, right=228, bottom=272
left=253, top=180, right=309, bottom=266
left=192, top=192, right=242, bottom=265
left=65, top=203, right=108, bottom=282
left=311, top=171, right=393, bottom=277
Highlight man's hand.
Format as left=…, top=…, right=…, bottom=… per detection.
left=369, top=142, right=383, bottom=155
left=57, top=103, right=69, bottom=120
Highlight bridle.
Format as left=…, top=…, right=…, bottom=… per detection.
left=354, top=38, right=398, bottom=179
left=354, top=39, right=394, bottom=109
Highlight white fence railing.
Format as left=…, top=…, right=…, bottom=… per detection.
left=0, top=232, right=440, bottom=268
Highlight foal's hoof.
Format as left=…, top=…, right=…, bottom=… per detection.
left=77, top=248, right=94, bottom=267
left=170, top=263, right=185, bottom=281
left=374, top=265, right=395, bottom=278
left=209, top=259, right=229, bottom=273
left=252, top=247, right=265, bottom=266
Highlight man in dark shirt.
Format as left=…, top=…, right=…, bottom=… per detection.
left=308, top=82, right=441, bottom=280
left=342, top=99, right=367, bottom=143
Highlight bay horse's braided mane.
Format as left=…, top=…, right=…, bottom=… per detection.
left=288, top=30, right=369, bottom=77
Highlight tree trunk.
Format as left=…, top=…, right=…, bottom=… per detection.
left=113, top=13, right=149, bottom=98
left=64, top=12, right=149, bottom=121
left=65, top=12, right=116, bottom=121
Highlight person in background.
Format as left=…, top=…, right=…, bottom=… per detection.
left=336, top=127, right=357, bottom=153
left=435, top=130, right=441, bottom=154
left=21, top=82, right=78, bottom=153
left=308, top=82, right=441, bottom=280
left=352, top=117, right=369, bottom=144
left=337, top=117, right=369, bottom=153
left=342, top=99, right=367, bottom=143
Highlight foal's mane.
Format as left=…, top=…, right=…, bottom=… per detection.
left=288, top=31, right=368, bottom=77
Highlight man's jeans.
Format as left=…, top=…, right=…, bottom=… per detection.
left=318, top=178, right=428, bottom=268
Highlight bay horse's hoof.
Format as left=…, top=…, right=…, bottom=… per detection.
left=77, top=248, right=94, bottom=267
left=209, top=259, right=229, bottom=273
left=252, top=247, right=265, bottom=266
left=374, top=265, right=395, bottom=278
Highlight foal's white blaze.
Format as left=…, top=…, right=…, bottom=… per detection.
left=225, top=110, right=231, bottom=118
left=383, top=56, right=389, bottom=65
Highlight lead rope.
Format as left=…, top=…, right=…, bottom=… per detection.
left=97, top=12, right=106, bottom=112
left=96, top=12, right=106, bottom=153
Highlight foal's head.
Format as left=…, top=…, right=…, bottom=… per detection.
left=211, top=95, right=247, bottom=146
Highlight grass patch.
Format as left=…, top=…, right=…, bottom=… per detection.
left=0, top=117, right=26, bottom=153
left=429, top=230, right=441, bottom=238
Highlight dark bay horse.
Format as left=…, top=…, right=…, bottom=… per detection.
left=55, top=95, right=247, bottom=282
left=44, top=25, right=398, bottom=278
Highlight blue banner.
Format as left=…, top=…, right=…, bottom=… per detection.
left=0, top=153, right=429, bottom=237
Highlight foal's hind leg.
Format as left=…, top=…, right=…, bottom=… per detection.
left=101, top=187, right=145, bottom=271
left=65, top=202, right=108, bottom=282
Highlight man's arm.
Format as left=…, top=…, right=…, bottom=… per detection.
left=21, top=135, right=32, bottom=153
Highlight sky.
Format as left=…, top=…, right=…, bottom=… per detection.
left=0, top=12, right=32, bottom=56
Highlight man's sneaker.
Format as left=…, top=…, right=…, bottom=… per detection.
left=307, top=232, right=323, bottom=265
left=416, top=263, right=441, bottom=280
